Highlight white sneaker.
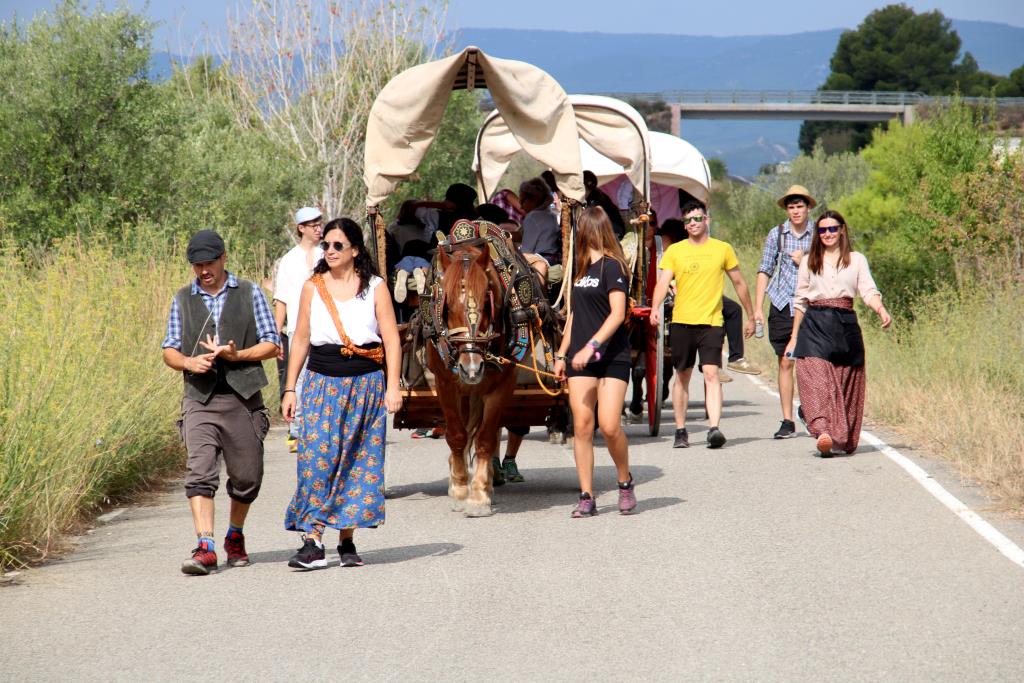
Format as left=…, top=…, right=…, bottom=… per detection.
left=412, top=267, right=427, bottom=294
left=394, top=269, right=409, bottom=303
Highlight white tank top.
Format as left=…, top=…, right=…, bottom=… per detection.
left=309, top=276, right=383, bottom=346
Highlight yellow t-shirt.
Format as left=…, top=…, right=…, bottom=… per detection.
left=658, top=238, right=739, bottom=326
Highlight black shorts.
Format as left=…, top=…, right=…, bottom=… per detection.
left=669, top=323, right=724, bottom=371
left=768, top=304, right=795, bottom=357
left=566, top=359, right=631, bottom=382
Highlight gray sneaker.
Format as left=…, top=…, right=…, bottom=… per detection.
left=727, top=357, right=761, bottom=375
left=673, top=428, right=689, bottom=448
left=617, top=478, right=637, bottom=514
left=571, top=493, right=597, bottom=518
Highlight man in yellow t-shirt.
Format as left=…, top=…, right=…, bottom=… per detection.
left=650, top=200, right=755, bottom=450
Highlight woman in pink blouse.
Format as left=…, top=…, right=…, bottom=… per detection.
left=784, top=211, right=892, bottom=456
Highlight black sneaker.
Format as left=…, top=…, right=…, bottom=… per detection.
left=338, top=540, right=364, bottom=568
left=673, top=428, right=689, bottom=448
left=706, top=427, right=727, bottom=449
left=773, top=419, right=796, bottom=439
left=288, top=536, right=327, bottom=570
left=797, top=405, right=808, bottom=431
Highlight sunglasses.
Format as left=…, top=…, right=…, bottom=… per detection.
left=683, top=215, right=706, bottom=225
left=320, top=240, right=350, bottom=252
left=817, top=225, right=842, bottom=234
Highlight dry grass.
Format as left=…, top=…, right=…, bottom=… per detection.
left=0, top=240, right=280, bottom=569
left=731, top=244, right=1024, bottom=511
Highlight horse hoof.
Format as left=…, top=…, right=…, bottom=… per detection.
left=450, top=498, right=466, bottom=512
left=463, top=503, right=494, bottom=518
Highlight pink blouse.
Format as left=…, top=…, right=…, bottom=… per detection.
left=793, top=251, right=881, bottom=313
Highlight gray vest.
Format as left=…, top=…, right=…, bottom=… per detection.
left=176, top=279, right=269, bottom=402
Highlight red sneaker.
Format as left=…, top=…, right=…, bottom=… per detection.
left=181, top=546, right=218, bottom=575
left=224, top=531, right=250, bottom=567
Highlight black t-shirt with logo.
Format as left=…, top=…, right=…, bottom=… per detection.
left=568, top=256, right=630, bottom=364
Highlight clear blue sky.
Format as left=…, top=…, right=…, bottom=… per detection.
left=1, top=0, right=1022, bottom=50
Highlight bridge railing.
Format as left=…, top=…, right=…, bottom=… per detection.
left=614, top=90, right=1024, bottom=107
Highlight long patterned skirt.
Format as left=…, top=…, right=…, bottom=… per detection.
left=284, top=369, right=386, bottom=531
left=796, top=357, right=866, bottom=454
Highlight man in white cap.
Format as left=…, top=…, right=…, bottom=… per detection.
left=273, top=207, right=323, bottom=451
left=754, top=185, right=816, bottom=440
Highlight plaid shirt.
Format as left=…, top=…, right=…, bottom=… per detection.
left=161, top=273, right=280, bottom=352
left=757, top=220, right=814, bottom=315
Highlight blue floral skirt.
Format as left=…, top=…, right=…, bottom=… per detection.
left=284, top=369, right=386, bottom=531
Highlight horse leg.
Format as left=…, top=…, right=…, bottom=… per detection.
left=464, top=376, right=513, bottom=517
left=438, top=392, right=470, bottom=512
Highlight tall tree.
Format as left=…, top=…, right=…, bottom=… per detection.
left=799, top=4, right=984, bottom=153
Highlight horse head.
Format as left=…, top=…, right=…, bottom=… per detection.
left=436, top=243, right=503, bottom=385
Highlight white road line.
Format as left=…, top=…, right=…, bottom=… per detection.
left=745, top=374, right=1024, bottom=570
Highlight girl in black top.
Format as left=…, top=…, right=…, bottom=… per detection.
left=554, top=207, right=637, bottom=517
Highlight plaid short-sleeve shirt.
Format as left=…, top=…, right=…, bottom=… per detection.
left=757, top=221, right=813, bottom=315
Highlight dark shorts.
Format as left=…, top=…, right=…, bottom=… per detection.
left=670, top=323, right=725, bottom=371
left=566, top=359, right=631, bottom=382
left=768, top=304, right=795, bottom=357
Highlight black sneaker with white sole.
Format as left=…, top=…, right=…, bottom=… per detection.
left=673, top=428, right=689, bottom=448
left=773, top=419, right=796, bottom=439
left=706, top=427, right=727, bottom=449
left=338, top=540, right=364, bottom=568
left=288, top=537, right=327, bottom=570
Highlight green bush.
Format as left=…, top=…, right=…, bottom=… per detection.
left=714, top=143, right=869, bottom=249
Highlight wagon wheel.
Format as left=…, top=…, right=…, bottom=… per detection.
left=646, top=235, right=666, bottom=436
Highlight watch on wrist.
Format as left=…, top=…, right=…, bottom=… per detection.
left=555, top=353, right=567, bottom=362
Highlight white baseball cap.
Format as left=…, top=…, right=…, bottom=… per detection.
left=295, top=206, right=322, bottom=224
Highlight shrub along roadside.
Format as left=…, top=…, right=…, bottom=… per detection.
left=0, top=240, right=280, bottom=569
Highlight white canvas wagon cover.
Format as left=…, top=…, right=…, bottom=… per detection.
left=364, top=46, right=584, bottom=207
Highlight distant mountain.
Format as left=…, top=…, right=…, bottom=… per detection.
left=147, top=20, right=1024, bottom=177
left=452, top=20, right=1024, bottom=175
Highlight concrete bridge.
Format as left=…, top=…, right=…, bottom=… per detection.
left=612, top=90, right=1024, bottom=136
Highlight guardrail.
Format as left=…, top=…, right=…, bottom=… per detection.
left=614, top=90, right=1024, bottom=107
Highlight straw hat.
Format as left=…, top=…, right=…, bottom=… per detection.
left=777, top=185, right=817, bottom=209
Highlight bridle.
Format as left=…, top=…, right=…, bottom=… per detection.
left=441, top=249, right=502, bottom=373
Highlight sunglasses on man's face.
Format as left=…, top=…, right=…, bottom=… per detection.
left=817, top=225, right=842, bottom=234
left=683, top=215, right=706, bottom=225
left=320, top=240, right=350, bottom=252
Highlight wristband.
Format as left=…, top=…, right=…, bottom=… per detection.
left=587, top=339, right=602, bottom=361
left=283, top=389, right=296, bottom=393
left=555, top=354, right=566, bottom=362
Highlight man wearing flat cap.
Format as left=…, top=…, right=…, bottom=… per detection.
left=754, top=185, right=816, bottom=440
left=161, top=229, right=280, bottom=575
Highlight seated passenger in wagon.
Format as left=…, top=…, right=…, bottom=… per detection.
left=517, top=177, right=562, bottom=284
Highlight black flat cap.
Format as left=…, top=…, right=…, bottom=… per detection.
left=187, top=230, right=225, bottom=264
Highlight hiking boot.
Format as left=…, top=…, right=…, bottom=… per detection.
left=338, top=540, right=364, bottom=568
left=773, top=420, right=796, bottom=439
left=223, top=530, right=250, bottom=567
left=727, top=357, right=761, bottom=375
left=288, top=536, right=327, bottom=570
left=571, top=493, right=597, bottom=518
left=707, top=426, right=727, bottom=449
left=718, top=371, right=734, bottom=383
left=816, top=433, right=834, bottom=457
left=673, top=428, right=689, bottom=448
left=181, top=546, right=217, bottom=576
left=617, top=478, right=637, bottom=514
left=502, top=459, right=525, bottom=483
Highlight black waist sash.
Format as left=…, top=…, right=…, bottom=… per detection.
left=793, top=306, right=864, bottom=367
left=307, top=343, right=382, bottom=377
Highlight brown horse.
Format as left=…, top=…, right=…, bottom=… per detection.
left=427, top=243, right=517, bottom=517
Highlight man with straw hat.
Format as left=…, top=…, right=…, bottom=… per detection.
left=754, top=185, right=816, bottom=440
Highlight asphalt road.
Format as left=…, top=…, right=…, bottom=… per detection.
left=2, top=372, right=1024, bottom=681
